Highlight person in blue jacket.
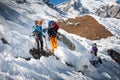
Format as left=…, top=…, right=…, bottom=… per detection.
left=32, top=20, right=45, bottom=51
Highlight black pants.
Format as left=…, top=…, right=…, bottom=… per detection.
left=91, top=51, right=97, bottom=56
left=94, top=52, right=97, bottom=56
left=35, top=34, right=43, bottom=51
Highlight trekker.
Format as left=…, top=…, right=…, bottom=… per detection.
left=48, top=21, right=59, bottom=52
left=48, top=20, right=59, bottom=31
left=91, top=43, right=98, bottom=56
left=32, top=20, right=45, bottom=52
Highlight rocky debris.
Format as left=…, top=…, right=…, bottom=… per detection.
left=29, top=48, right=53, bottom=59
left=96, top=5, right=120, bottom=19
left=107, top=49, right=120, bottom=65
left=57, top=15, right=113, bottom=40
left=58, top=33, right=75, bottom=50
left=15, top=56, right=31, bottom=61
left=1, top=37, right=9, bottom=45
left=15, top=0, right=26, bottom=3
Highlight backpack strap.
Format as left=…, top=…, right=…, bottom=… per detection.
left=32, top=25, right=37, bottom=33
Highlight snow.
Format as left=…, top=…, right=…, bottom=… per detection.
left=58, top=0, right=118, bottom=17
left=91, top=14, right=120, bottom=37
left=0, top=0, right=120, bottom=80
left=81, top=0, right=117, bottom=11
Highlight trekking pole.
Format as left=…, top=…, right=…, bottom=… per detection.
left=34, top=35, right=37, bottom=49
left=32, top=34, right=36, bottom=49
left=44, top=36, right=48, bottom=50
left=44, top=36, right=53, bottom=54
left=35, top=40, right=37, bottom=49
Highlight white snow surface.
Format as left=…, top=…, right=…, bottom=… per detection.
left=0, top=0, right=120, bottom=80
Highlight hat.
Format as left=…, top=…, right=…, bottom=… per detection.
left=93, top=43, right=97, bottom=46
left=37, top=20, right=42, bottom=25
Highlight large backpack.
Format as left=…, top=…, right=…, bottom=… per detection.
left=55, top=23, right=59, bottom=31
left=48, top=20, right=59, bottom=31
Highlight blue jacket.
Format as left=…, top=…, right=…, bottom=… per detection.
left=32, top=25, right=45, bottom=36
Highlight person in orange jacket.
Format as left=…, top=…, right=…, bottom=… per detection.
left=48, top=21, right=59, bottom=52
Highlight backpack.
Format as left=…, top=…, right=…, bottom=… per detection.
left=48, top=20, right=59, bottom=31
left=55, top=23, right=59, bottom=31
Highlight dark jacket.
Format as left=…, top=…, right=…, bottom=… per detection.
left=48, top=27, right=57, bottom=37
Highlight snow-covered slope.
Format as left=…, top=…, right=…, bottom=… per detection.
left=0, top=0, right=120, bottom=80
left=0, top=0, right=92, bottom=80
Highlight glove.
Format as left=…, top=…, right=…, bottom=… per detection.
left=43, top=35, right=45, bottom=38
left=48, top=36, right=50, bottom=41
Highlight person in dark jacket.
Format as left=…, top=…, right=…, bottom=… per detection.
left=32, top=20, right=45, bottom=51
left=48, top=22, right=58, bottom=52
left=91, top=43, right=98, bottom=56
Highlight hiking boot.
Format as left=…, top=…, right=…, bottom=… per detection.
left=52, top=49, right=54, bottom=53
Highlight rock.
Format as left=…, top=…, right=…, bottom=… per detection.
left=107, top=49, right=120, bottom=65
left=109, top=5, right=120, bottom=18
left=58, top=33, right=75, bottom=50
left=116, top=11, right=120, bottom=19
left=16, top=0, right=26, bottom=3
left=1, top=37, right=9, bottom=45
left=29, top=48, right=53, bottom=59
left=97, top=5, right=120, bottom=18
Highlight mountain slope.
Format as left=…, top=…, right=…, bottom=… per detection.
left=57, top=0, right=120, bottom=18
left=0, top=0, right=93, bottom=80
left=0, top=0, right=120, bottom=80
